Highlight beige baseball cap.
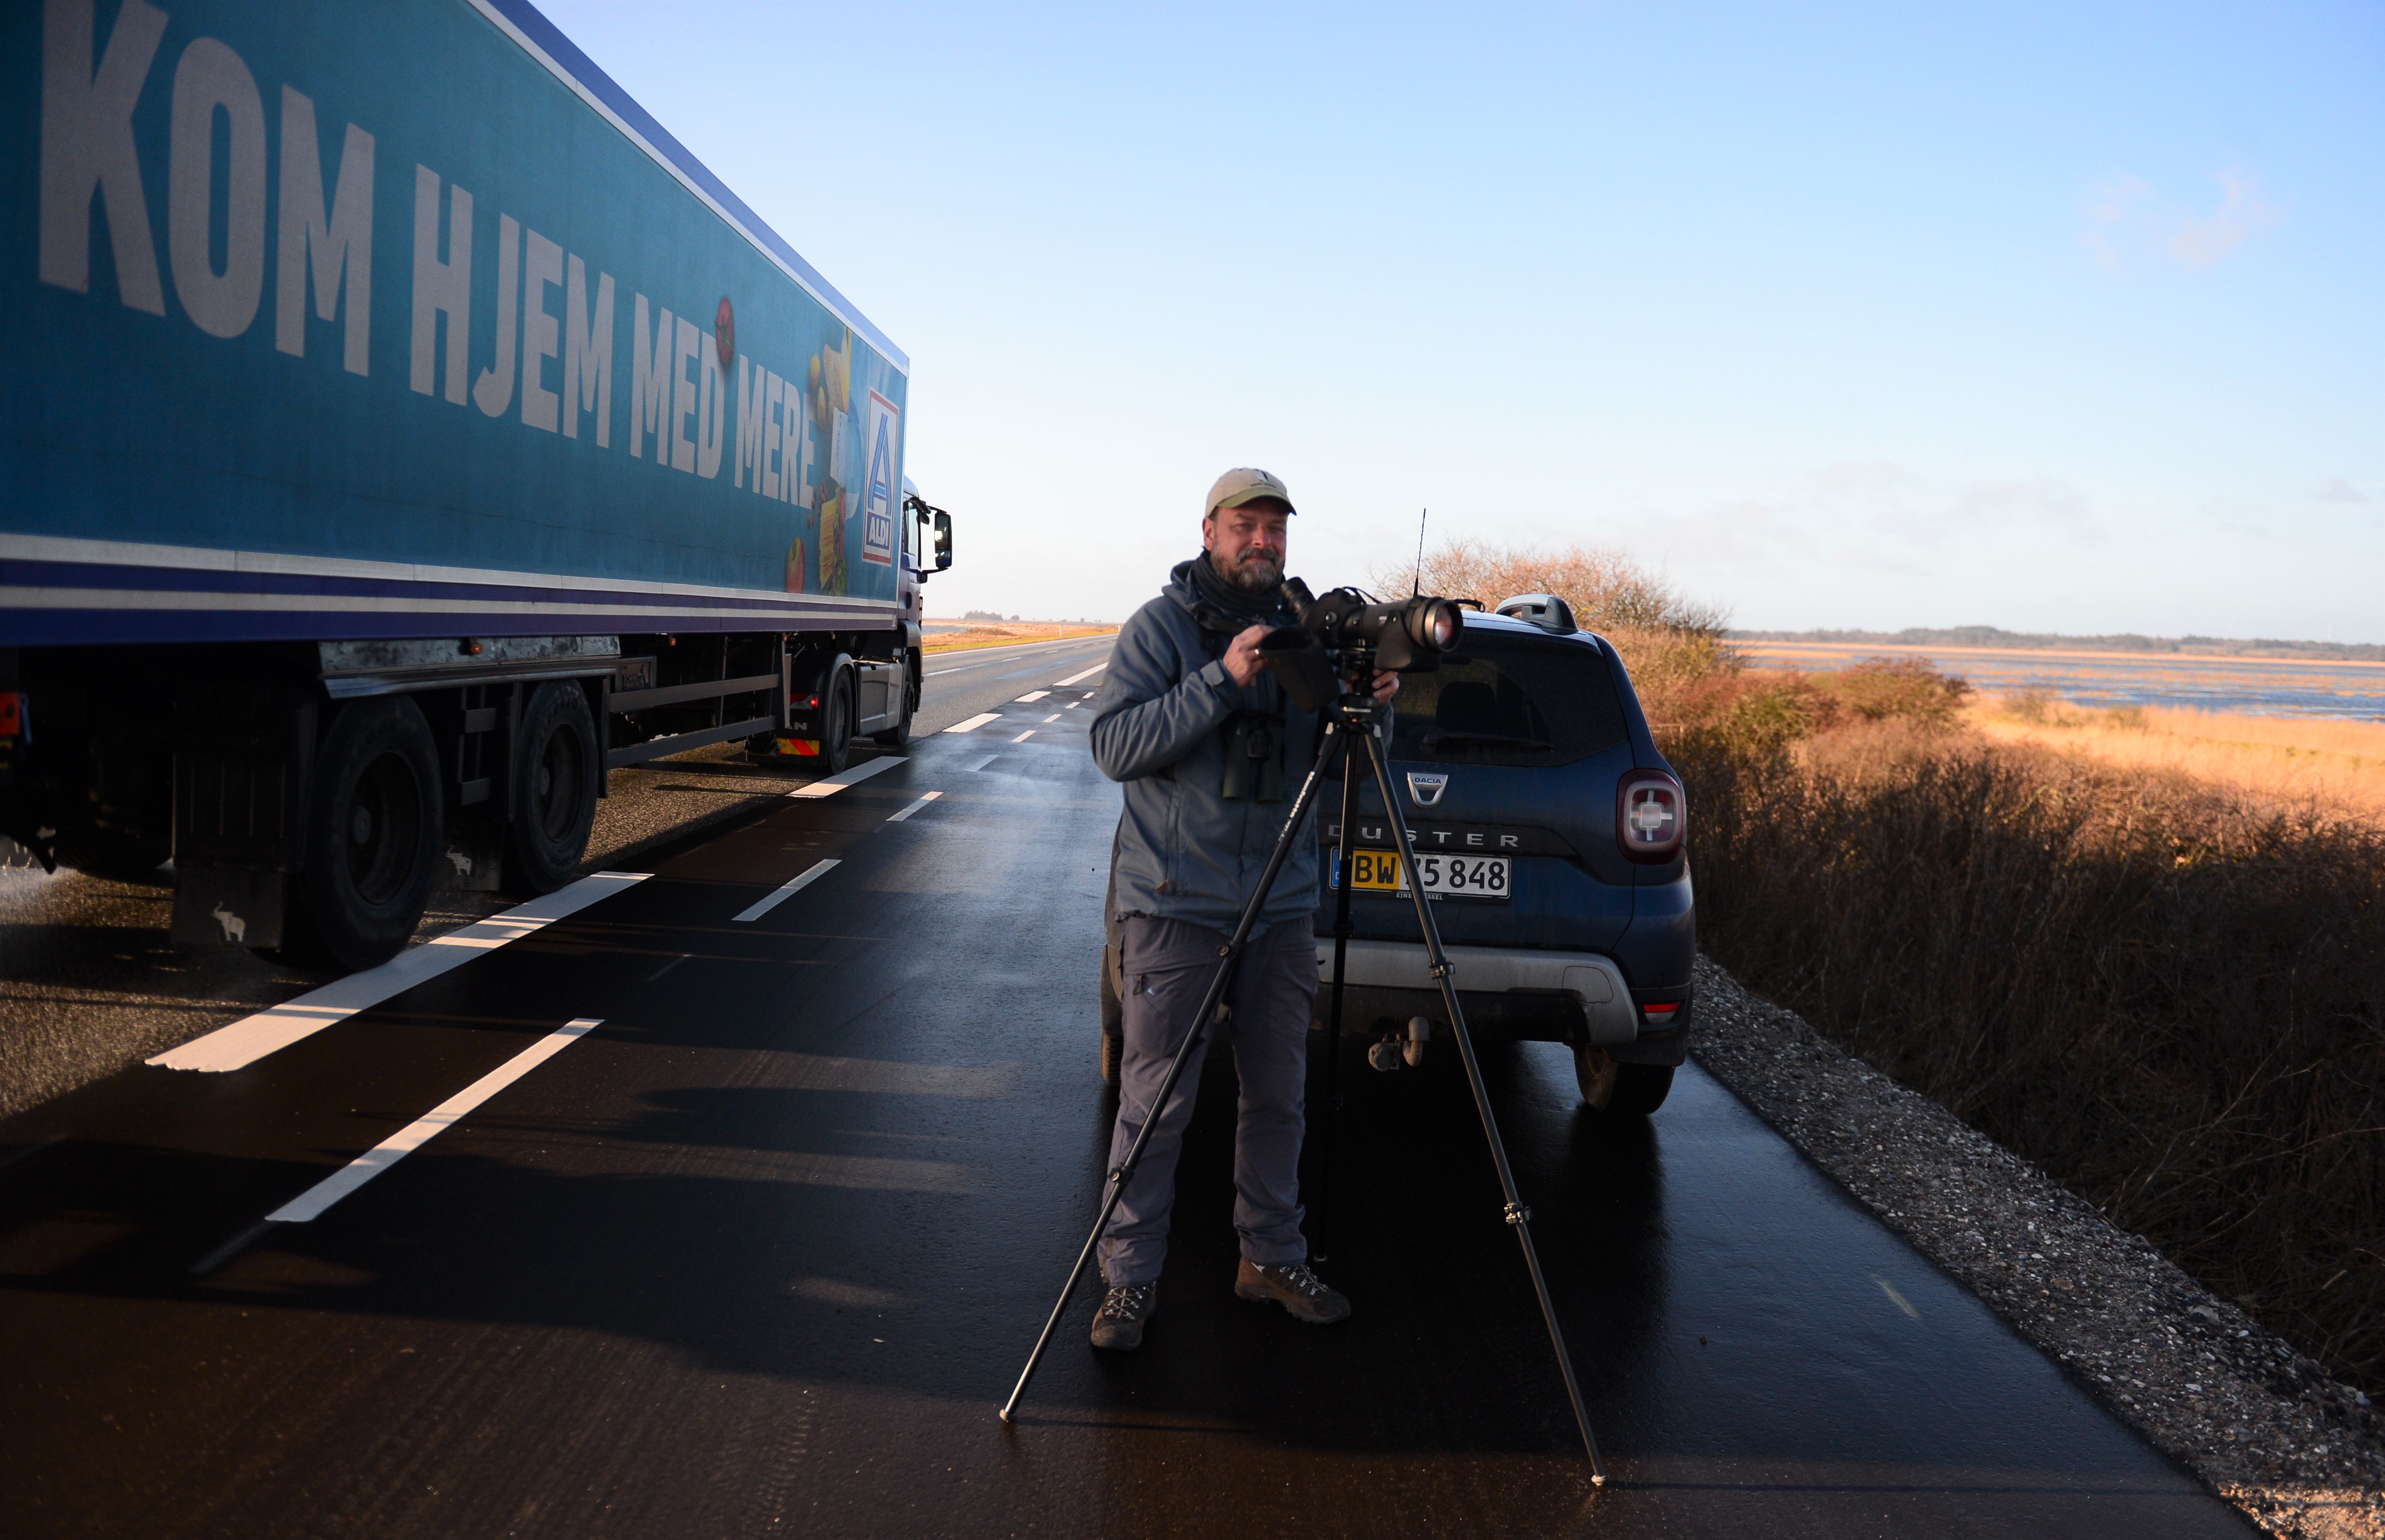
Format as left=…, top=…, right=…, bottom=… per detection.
left=1205, top=466, right=1296, bottom=516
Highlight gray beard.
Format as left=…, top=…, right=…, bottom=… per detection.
left=1213, top=550, right=1283, bottom=593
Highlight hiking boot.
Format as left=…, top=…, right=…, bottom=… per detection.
left=1090, top=1281, right=1157, bottom=1350
left=1235, top=1258, right=1352, bottom=1324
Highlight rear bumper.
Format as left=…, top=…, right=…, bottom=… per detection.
left=1314, top=939, right=1662, bottom=1047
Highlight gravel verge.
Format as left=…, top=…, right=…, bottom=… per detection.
left=1689, top=952, right=2384, bottom=1539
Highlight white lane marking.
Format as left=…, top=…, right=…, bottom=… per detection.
left=1054, top=662, right=1107, bottom=686
left=647, top=954, right=688, bottom=982
left=149, top=873, right=650, bottom=1073
left=1063, top=700, right=1082, bottom=709
left=264, top=1019, right=603, bottom=1224
left=942, top=712, right=1003, bottom=734
left=1012, top=730, right=1036, bottom=742
left=1014, top=690, right=1050, bottom=703
left=885, top=791, right=942, bottom=823
left=786, top=755, right=902, bottom=798
left=961, top=755, right=996, bottom=772
left=1041, top=713, right=1061, bottom=723
left=732, top=859, right=841, bottom=922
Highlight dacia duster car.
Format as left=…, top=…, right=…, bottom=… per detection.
left=1097, top=593, right=1693, bottom=1117
left=1309, top=594, right=1693, bottom=1116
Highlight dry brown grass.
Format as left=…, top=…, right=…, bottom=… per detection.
left=1970, top=694, right=2385, bottom=823
left=1675, top=721, right=2385, bottom=1396
left=922, top=623, right=1118, bottom=655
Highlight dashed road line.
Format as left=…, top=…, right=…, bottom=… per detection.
left=1041, top=713, right=1061, bottom=723
left=886, top=792, right=942, bottom=823
left=942, top=712, right=1003, bottom=734
left=732, top=860, right=841, bottom=923
left=787, top=756, right=903, bottom=797
left=263, top=1018, right=604, bottom=1226
left=149, top=873, right=649, bottom=1074
left=1012, top=730, right=1036, bottom=742
left=1015, top=690, right=1050, bottom=703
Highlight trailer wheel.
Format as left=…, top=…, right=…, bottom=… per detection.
left=288, top=698, right=443, bottom=970
left=820, top=672, right=854, bottom=774
left=505, top=683, right=599, bottom=894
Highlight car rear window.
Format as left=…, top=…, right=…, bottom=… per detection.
left=1385, top=633, right=1630, bottom=768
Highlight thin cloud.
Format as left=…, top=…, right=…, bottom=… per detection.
left=2080, top=169, right=2281, bottom=273
left=2312, top=477, right=2370, bottom=505
left=2171, top=171, right=2282, bottom=269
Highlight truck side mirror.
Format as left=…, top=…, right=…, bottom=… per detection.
left=933, top=510, right=953, bottom=571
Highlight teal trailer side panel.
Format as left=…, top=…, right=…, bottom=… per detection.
left=0, top=0, right=908, bottom=645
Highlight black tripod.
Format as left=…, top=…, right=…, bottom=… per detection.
left=998, top=688, right=1607, bottom=1487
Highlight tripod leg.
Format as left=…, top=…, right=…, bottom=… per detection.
left=1353, top=723, right=1608, bottom=1485
left=1313, top=732, right=1362, bottom=1264
left=1001, top=723, right=1344, bottom=1424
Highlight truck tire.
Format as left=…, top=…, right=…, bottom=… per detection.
left=505, top=683, right=599, bottom=894
left=820, top=671, right=855, bottom=774
left=288, top=697, right=443, bottom=971
left=1573, top=1044, right=1674, bottom=1118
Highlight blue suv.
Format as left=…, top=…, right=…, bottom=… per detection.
left=1096, top=593, right=1693, bottom=1117
left=1309, top=594, right=1693, bottom=1116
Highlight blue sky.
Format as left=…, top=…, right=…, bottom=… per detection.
left=541, top=0, right=2383, bottom=639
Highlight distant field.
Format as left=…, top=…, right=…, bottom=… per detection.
left=922, top=622, right=1119, bottom=655
left=1744, top=639, right=2385, bottom=721
left=1966, top=695, right=2385, bottom=822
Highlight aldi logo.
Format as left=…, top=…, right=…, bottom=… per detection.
left=861, top=391, right=900, bottom=566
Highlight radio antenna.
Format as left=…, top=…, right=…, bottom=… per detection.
left=1411, top=508, right=1429, bottom=597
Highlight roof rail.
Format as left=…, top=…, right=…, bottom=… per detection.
left=1494, top=593, right=1579, bottom=634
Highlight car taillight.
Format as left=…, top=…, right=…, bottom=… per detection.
left=1616, top=768, right=1685, bottom=862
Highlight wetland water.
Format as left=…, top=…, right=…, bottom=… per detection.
left=1744, top=641, right=2385, bottom=720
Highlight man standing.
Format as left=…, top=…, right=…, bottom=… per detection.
left=1084, top=467, right=1395, bottom=1351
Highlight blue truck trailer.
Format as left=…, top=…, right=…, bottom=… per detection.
left=1, top=0, right=954, bottom=965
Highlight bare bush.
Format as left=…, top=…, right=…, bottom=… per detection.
left=1673, top=724, right=2385, bottom=1395
left=1369, top=537, right=1728, bottom=635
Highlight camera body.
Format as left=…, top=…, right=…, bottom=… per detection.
left=1260, top=581, right=1466, bottom=711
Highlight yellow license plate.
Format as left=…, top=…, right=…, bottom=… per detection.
left=1337, top=849, right=1406, bottom=891
left=1332, top=848, right=1511, bottom=901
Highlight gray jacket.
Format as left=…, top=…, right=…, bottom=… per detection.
left=1091, top=562, right=1321, bottom=938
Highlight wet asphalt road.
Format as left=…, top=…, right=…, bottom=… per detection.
left=0, top=636, right=2252, bottom=1539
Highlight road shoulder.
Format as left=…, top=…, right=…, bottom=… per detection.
left=1690, top=953, right=2384, bottom=1540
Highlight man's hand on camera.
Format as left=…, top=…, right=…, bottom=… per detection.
left=1223, top=624, right=1269, bottom=687
left=1372, top=669, right=1400, bottom=705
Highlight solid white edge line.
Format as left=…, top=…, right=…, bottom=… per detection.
left=730, top=859, right=841, bottom=922
left=786, top=754, right=903, bottom=797
left=941, top=712, right=1003, bottom=734
left=885, top=791, right=943, bottom=823
left=264, top=1019, right=603, bottom=1224
left=1012, top=730, right=1036, bottom=742
left=1054, top=662, right=1109, bottom=686
left=148, top=873, right=650, bottom=1073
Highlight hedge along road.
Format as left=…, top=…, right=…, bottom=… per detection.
left=0, top=638, right=2255, bottom=1539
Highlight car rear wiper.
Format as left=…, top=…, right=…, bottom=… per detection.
left=1420, top=732, right=1556, bottom=753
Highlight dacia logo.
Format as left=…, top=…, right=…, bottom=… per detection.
left=1406, top=772, right=1449, bottom=807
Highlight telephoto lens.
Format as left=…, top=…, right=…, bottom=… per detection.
left=1301, top=588, right=1467, bottom=671
left=1258, top=586, right=1466, bottom=709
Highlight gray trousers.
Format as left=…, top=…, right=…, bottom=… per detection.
left=1097, top=915, right=1317, bottom=1286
